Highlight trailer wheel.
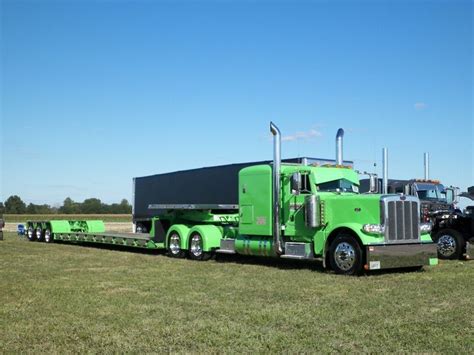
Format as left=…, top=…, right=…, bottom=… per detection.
left=168, top=232, right=186, bottom=258
left=329, top=234, right=363, bottom=275
left=27, top=226, right=36, bottom=241
left=44, top=229, right=53, bottom=243
left=433, top=229, right=464, bottom=260
left=35, top=227, right=44, bottom=242
left=188, top=233, right=211, bottom=261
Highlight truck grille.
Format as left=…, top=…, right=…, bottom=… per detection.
left=382, top=196, right=420, bottom=243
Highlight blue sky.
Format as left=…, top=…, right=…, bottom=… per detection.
left=1, top=0, right=472, bottom=206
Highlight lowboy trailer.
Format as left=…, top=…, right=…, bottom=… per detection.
left=26, top=123, right=438, bottom=275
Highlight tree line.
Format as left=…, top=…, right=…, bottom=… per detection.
left=0, top=195, right=132, bottom=214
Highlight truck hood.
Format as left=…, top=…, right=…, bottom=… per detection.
left=319, top=193, right=383, bottom=226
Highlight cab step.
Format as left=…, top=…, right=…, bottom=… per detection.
left=216, top=239, right=236, bottom=254
left=281, top=242, right=315, bottom=260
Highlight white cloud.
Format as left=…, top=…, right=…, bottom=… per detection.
left=414, top=102, right=428, bottom=111
left=281, top=128, right=322, bottom=142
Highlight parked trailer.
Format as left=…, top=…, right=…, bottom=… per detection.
left=26, top=123, right=438, bottom=275
left=360, top=152, right=474, bottom=260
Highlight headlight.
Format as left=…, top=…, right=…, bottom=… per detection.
left=420, top=223, right=432, bottom=233
left=363, top=224, right=385, bottom=234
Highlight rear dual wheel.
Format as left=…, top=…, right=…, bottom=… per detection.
left=167, top=232, right=186, bottom=258
left=167, top=231, right=212, bottom=261
left=188, top=233, right=211, bottom=261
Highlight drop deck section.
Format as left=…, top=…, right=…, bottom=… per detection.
left=25, top=220, right=158, bottom=248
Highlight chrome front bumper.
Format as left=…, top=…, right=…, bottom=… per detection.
left=366, top=243, right=438, bottom=270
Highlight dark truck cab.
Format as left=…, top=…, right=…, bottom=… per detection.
left=360, top=178, right=473, bottom=260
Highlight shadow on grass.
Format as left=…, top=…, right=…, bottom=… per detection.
left=51, top=240, right=427, bottom=276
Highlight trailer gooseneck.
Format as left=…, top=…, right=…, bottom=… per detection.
left=26, top=123, right=438, bottom=275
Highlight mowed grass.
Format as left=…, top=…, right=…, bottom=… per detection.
left=1, top=232, right=473, bottom=353
left=3, top=214, right=132, bottom=223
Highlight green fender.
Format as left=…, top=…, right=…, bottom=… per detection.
left=187, top=225, right=223, bottom=252
left=166, top=224, right=191, bottom=250
left=315, top=222, right=385, bottom=256
left=49, top=220, right=72, bottom=233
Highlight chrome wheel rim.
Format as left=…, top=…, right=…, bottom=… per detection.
left=334, top=242, right=356, bottom=271
left=27, top=228, right=34, bottom=240
left=45, top=230, right=51, bottom=243
left=190, top=234, right=203, bottom=257
left=36, top=228, right=42, bottom=241
left=169, top=234, right=181, bottom=255
left=438, top=235, right=456, bottom=257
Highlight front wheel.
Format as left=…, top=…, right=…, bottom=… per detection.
left=433, top=229, right=464, bottom=260
left=188, top=233, right=211, bottom=261
left=329, top=234, right=363, bottom=275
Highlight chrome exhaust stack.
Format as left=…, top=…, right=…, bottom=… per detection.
left=270, top=122, right=283, bottom=256
left=336, top=128, right=344, bottom=165
left=382, top=148, right=388, bottom=194
left=424, top=152, right=429, bottom=180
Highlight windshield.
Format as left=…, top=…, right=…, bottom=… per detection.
left=415, top=183, right=446, bottom=202
left=317, top=179, right=359, bottom=193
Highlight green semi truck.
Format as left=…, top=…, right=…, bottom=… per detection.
left=26, top=123, right=437, bottom=275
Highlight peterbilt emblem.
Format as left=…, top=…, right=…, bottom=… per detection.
left=400, top=195, right=406, bottom=201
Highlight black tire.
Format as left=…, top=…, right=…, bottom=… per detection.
left=433, top=228, right=465, bottom=260
left=329, top=234, right=363, bottom=275
left=35, top=227, right=44, bottom=242
left=44, top=229, right=53, bottom=243
left=167, top=232, right=186, bottom=258
left=27, top=226, right=36, bottom=241
left=188, top=233, right=211, bottom=261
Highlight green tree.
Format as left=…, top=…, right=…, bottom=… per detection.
left=81, top=198, right=103, bottom=214
left=4, top=195, right=27, bottom=214
left=26, top=203, right=37, bottom=214
left=0, top=202, right=5, bottom=215
left=119, top=199, right=132, bottom=213
left=59, top=197, right=80, bottom=214
left=27, top=203, right=54, bottom=214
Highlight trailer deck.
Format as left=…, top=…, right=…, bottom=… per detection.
left=54, top=231, right=157, bottom=248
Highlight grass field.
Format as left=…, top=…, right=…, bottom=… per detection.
left=1, top=232, right=473, bottom=353
left=3, top=214, right=132, bottom=223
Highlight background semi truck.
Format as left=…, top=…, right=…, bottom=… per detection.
left=25, top=123, right=437, bottom=275
left=360, top=152, right=474, bottom=260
